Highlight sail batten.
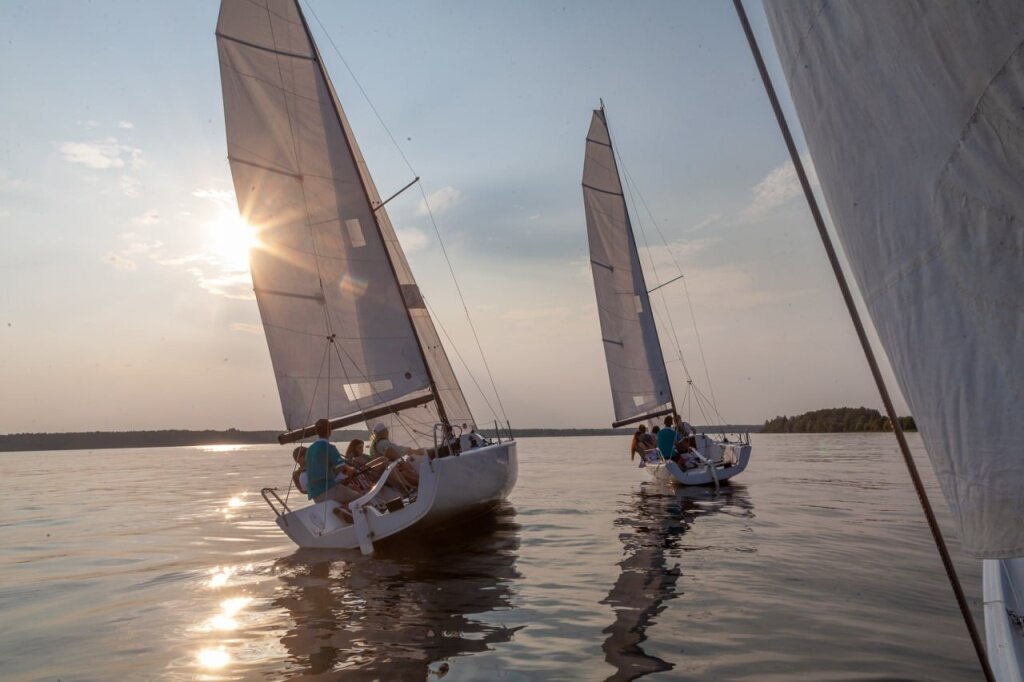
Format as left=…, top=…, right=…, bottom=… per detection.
left=217, top=0, right=474, bottom=443
left=583, top=109, right=673, bottom=425
left=765, top=0, right=1024, bottom=558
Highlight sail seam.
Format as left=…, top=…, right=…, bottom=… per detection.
left=586, top=137, right=612, bottom=148
left=582, top=182, right=624, bottom=197
left=216, top=31, right=314, bottom=61
left=253, top=287, right=325, bottom=301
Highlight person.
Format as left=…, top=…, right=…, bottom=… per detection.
left=629, top=424, right=648, bottom=461
left=637, top=432, right=659, bottom=467
left=291, top=446, right=308, bottom=495
left=305, top=418, right=360, bottom=522
left=342, top=438, right=404, bottom=492
left=675, top=418, right=697, bottom=454
left=657, top=415, right=678, bottom=460
left=368, top=422, right=421, bottom=492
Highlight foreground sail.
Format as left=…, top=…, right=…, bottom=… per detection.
left=216, top=0, right=516, bottom=552
left=764, top=1, right=1024, bottom=677
left=583, top=107, right=751, bottom=487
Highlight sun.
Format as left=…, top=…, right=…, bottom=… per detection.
left=206, top=211, right=258, bottom=271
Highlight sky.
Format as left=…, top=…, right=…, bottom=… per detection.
left=0, top=0, right=909, bottom=433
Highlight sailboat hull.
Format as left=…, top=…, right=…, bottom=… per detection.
left=647, top=441, right=751, bottom=487
left=984, top=557, right=1024, bottom=682
left=274, top=441, right=517, bottom=550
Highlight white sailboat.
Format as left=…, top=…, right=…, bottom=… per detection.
left=582, top=106, right=752, bottom=487
left=215, top=0, right=516, bottom=553
left=760, top=2, right=1024, bottom=678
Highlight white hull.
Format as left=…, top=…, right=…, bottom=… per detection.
left=647, top=439, right=752, bottom=487
left=984, top=556, right=1024, bottom=682
left=273, top=441, right=517, bottom=552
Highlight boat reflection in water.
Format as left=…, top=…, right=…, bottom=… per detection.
left=272, top=502, right=522, bottom=677
left=601, top=483, right=753, bottom=681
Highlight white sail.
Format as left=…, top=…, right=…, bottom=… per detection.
left=583, top=109, right=673, bottom=426
left=764, top=1, right=1024, bottom=558
left=216, top=0, right=473, bottom=441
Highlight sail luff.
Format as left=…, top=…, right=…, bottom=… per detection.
left=583, top=108, right=674, bottom=425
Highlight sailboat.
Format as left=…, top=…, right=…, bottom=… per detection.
left=582, top=106, right=752, bottom=487
left=758, top=2, right=1024, bottom=679
left=215, top=0, right=516, bottom=553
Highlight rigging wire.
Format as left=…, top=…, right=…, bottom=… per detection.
left=304, top=0, right=509, bottom=427
left=424, top=296, right=503, bottom=424
left=732, top=2, right=994, bottom=679
left=617, top=160, right=721, bottom=417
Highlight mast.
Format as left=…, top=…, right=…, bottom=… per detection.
left=291, top=1, right=450, bottom=429
left=598, top=104, right=677, bottom=424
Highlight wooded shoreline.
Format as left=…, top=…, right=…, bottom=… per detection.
left=0, top=425, right=762, bottom=452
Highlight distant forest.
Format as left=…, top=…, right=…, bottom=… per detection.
left=762, top=407, right=916, bottom=433
left=0, top=425, right=762, bottom=453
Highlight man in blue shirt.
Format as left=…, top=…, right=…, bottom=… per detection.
left=656, top=415, right=678, bottom=460
left=306, top=419, right=360, bottom=511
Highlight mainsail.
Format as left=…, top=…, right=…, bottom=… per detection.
left=583, top=109, right=673, bottom=427
left=764, top=1, right=1024, bottom=558
left=216, top=0, right=473, bottom=444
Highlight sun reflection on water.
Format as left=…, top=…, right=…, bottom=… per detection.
left=196, top=645, right=231, bottom=670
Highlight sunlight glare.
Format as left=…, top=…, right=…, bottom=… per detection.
left=206, top=211, right=257, bottom=271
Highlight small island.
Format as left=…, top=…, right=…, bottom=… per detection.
left=761, top=407, right=916, bottom=433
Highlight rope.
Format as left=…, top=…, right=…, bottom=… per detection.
left=732, top=3, right=994, bottom=679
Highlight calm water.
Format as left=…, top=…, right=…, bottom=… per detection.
left=0, top=434, right=985, bottom=680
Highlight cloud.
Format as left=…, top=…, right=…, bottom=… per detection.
left=192, top=188, right=234, bottom=206
left=103, top=252, right=137, bottom=271
left=396, top=227, right=429, bottom=253
left=0, top=169, right=33, bottom=192
left=59, top=137, right=144, bottom=170
left=123, top=240, right=163, bottom=255
left=133, top=209, right=160, bottom=226
left=119, top=175, right=140, bottom=197
left=187, top=267, right=254, bottom=300
left=418, top=185, right=461, bottom=215
left=78, top=120, right=101, bottom=128
left=740, top=153, right=819, bottom=221
left=117, top=120, right=135, bottom=129
left=230, top=322, right=262, bottom=335
left=0, top=209, right=10, bottom=219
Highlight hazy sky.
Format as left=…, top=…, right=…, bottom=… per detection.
left=0, top=1, right=908, bottom=432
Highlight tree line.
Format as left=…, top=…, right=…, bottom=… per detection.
left=762, top=407, right=916, bottom=433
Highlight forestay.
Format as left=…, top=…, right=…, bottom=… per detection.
left=583, top=109, right=672, bottom=426
left=216, top=0, right=473, bottom=444
left=765, top=1, right=1024, bottom=558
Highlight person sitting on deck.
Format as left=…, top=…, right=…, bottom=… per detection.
left=291, top=446, right=308, bottom=495
left=305, top=418, right=360, bottom=523
left=675, top=419, right=697, bottom=455
left=657, top=415, right=678, bottom=460
left=343, top=438, right=415, bottom=493
left=629, top=424, right=648, bottom=461
left=368, top=422, right=422, bottom=493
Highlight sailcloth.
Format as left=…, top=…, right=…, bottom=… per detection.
left=765, top=1, right=1024, bottom=558
left=216, top=0, right=473, bottom=443
left=583, top=110, right=672, bottom=426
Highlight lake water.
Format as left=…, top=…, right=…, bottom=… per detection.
left=0, top=434, right=985, bottom=680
